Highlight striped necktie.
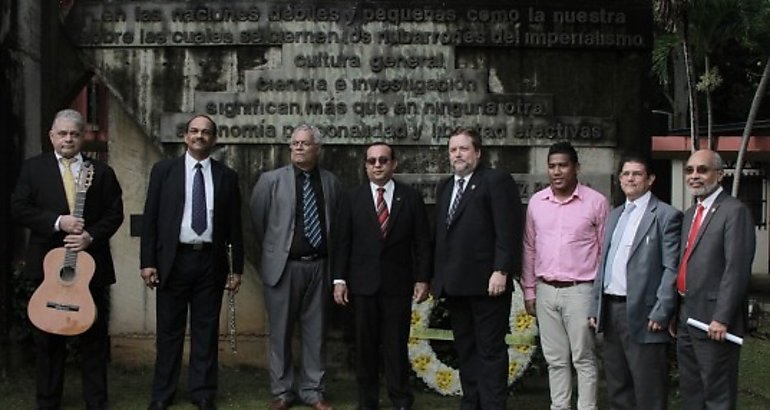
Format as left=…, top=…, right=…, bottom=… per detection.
left=376, top=187, right=389, bottom=238
left=446, top=178, right=465, bottom=227
left=677, top=204, right=705, bottom=294
left=303, top=172, right=322, bottom=248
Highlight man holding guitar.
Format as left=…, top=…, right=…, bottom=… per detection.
left=11, top=109, right=124, bottom=410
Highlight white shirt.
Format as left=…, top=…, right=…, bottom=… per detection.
left=179, top=152, right=214, bottom=243
left=370, top=179, right=395, bottom=211
left=605, top=190, right=651, bottom=296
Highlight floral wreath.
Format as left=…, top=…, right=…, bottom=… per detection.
left=408, top=281, right=538, bottom=396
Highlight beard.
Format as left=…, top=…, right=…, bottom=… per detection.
left=688, top=180, right=720, bottom=197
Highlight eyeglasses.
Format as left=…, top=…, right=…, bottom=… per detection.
left=619, top=170, right=646, bottom=179
left=290, top=140, right=316, bottom=148
left=684, top=165, right=717, bottom=175
left=366, top=156, right=391, bottom=165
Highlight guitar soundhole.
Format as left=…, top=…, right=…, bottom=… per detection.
left=60, top=266, right=76, bottom=282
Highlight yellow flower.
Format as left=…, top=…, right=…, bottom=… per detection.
left=411, top=311, right=422, bottom=327
left=412, top=355, right=431, bottom=373
left=508, top=361, right=519, bottom=377
left=515, top=344, right=531, bottom=354
left=515, top=313, right=534, bottom=330
left=436, top=370, right=454, bottom=391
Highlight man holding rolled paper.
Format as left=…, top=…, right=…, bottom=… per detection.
left=676, top=149, right=755, bottom=410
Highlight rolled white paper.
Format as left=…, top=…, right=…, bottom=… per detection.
left=686, top=318, right=743, bottom=346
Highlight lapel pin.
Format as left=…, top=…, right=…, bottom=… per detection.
left=471, top=184, right=476, bottom=190
left=396, top=197, right=401, bottom=202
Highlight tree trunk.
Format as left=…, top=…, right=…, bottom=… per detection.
left=732, top=57, right=770, bottom=196
left=683, top=39, right=699, bottom=151
left=705, top=55, right=714, bottom=150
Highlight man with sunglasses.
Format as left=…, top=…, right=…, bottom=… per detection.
left=250, top=124, right=343, bottom=410
left=333, top=142, right=432, bottom=410
left=675, top=149, right=755, bottom=410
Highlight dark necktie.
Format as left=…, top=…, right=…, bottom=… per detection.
left=376, top=187, right=389, bottom=238
left=191, top=163, right=207, bottom=235
left=677, top=203, right=705, bottom=294
left=446, top=178, right=465, bottom=227
left=303, top=172, right=322, bottom=248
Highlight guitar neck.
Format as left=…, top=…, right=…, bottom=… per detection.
left=64, top=190, right=88, bottom=269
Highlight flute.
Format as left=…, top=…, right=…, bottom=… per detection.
left=227, top=243, right=238, bottom=353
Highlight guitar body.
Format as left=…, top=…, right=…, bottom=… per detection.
left=28, top=247, right=97, bottom=336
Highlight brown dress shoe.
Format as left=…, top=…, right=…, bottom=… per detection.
left=270, top=398, right=290, bottom=410
left=310, top=400, right=333, bottom=410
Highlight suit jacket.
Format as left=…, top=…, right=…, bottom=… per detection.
left=679, top=191, right=755, bottom=337
left=140, top=155, right=244, bottom=289
left=250, top=164, right=343, bottom=287
left=432, top=166, right=523, bottom=296
left=334, top=180, right=432, bottom=296
left=591, top=194, right=682, bottom=343
left=11, top=152, right=124, bottom=287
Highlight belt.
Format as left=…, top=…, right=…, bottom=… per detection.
left=541, top=279, right=592, bottom=288
left=178, top=242, right=212, bottom=251
left=604, top=293, right=627, bottom=303
left=288, top=253, right=324, bottom=262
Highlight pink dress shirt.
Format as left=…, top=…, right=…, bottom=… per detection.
left=522, top=184, right=609, bottom=300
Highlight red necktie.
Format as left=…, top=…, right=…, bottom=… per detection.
left=376, top=187, right=389, bottom=238
left=677, top=204, right=705, bottom=294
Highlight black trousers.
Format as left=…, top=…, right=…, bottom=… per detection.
left=353, top=293, right=413, bottom=409
left=34, top=286, right=110, bottom=410
left=447, top=293, right=511, bottom=410
left=150, top=246, right=223, bottom=404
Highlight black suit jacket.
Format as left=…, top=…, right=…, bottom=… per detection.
left=11, top=152, right=124, bottom=287
left=432, top=167, right=523, bottom=296
left=335, top=181, right=432, bottom=296
left=140, top=155, right=244, bottom=288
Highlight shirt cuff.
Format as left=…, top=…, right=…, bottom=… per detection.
left=333, top=279, right=346, bottom=286
left=54, top=215, right=63, bottom=232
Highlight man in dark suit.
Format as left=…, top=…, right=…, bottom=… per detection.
left=589, top=154, right=682, bottom=410
left=432, top=128, right=522, bottom=410
left=676, top=149, right=755, bottom=410
left=250, top=124, right=343, bottom=410
left=333, top=142, right=432, bottom=410
left=140, top=114, right=244, bottom=410
left=11, top=109, right=124, bottom=410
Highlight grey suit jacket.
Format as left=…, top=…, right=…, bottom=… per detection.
left=591, top=194, right=682, bottom=343
left=679, top=191, right=755, bottom=337
left=249, top=164, right=343, bottom=287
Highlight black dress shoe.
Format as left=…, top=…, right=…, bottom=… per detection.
left=146, top=401, right=167, bottom=410
left=194, top=398, right=217, bottom=410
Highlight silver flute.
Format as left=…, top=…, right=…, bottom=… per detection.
left=227, top=243, right=238, bottom=353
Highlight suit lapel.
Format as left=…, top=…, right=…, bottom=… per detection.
left=173, top=156, right=186, bottom=226
left=388, top=182, right=404, bottom=234
left=629, top=196, right=657, bottom=256
left=690, top=192, right=725, bottom=253
left=449, top=170, right=482, bottom=226
left=47, top=153, right=70, bottom=213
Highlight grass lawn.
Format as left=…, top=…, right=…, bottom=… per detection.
left=2, top=311, right=769, bottom=409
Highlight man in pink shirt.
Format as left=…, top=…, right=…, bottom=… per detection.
left=522, top=141, right=609, bottom=410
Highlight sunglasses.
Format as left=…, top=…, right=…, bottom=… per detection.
left=684, top=165, right=716, bottom=175
left=366, top=156, right=391, bottom=165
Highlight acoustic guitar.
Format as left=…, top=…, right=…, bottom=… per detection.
left=28, top=161, right=96, bottom=336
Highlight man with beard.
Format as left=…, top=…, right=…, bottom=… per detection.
left=431, top=128, right=523, bottom=409
left=675, top=149, right=755, bottom=410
